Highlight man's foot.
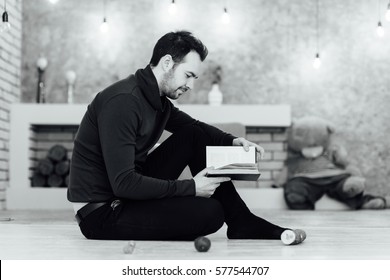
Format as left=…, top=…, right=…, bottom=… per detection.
left=226, top=214, right=286, bottom=240
left=281, top=229, right=306, bottom=245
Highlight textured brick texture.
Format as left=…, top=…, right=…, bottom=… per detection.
left=0, top=0, right=22, bottom=210
left=20, top=0, right=390, bottom=196
left=253, top=129, right=288, bottom=189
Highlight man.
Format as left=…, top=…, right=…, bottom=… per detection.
left=68, top=30, right=305, bottom=244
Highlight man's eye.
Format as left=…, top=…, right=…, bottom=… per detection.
left=186, top=74, right=191, bottom=78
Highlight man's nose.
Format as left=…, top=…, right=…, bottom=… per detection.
left=186, top=78, right=194, bottom=90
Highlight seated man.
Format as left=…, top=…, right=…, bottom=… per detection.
left=67, top=30, right=305, bottom=244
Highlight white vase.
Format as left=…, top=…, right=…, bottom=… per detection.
left=208, top=83, right=223, bottom=106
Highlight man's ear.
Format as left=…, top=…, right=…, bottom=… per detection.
left=160, top=55, right=174, bottom=72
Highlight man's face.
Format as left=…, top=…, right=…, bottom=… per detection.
left=161, top=51, right=201, bottom=100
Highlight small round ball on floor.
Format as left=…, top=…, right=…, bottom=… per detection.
left=194, top=236, right=211, bottom=252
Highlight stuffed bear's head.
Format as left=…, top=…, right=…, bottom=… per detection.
left=288, top=116, right=335, bottom=158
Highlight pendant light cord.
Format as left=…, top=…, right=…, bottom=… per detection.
left=316, top=0, right=319, bottom=54
left=103, top=0, right=107, bottom=19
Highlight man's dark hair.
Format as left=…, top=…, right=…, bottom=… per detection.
left=150, top=30, right=208, bottom=66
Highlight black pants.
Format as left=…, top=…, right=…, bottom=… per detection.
left=78, top=125, right=285, bottom=240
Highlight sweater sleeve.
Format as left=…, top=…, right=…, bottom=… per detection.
left=97, top=95, right=195, bottom=200
left=165, top=104, right=236, bottom=146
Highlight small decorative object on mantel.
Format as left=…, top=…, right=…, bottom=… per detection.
left=65, top=70, right=77, bottom=103
left=36, top=55, right=48, bottom=103
left=208, top=65, right=223, bottom=106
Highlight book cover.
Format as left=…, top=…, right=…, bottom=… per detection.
left=205, top=146, right=261, bottom=181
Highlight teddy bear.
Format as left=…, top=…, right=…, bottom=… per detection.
left=273, top=116, right=389, bottom=210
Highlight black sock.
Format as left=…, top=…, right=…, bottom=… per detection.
left=211, top=182, right=286, bottom=239
left=226, top=213, right=286, bottom=239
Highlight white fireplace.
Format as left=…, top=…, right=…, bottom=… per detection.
left=8, top=103, right=291, bottom=209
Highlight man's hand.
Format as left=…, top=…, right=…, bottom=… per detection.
left=232, top=137, right=265, bottom=161
left=193, top=167, right=231, bottom=197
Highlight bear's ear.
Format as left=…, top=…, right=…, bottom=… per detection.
left=327, top=122, right=336, bottom=134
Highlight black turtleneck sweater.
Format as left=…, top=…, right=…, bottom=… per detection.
left=67, top=66, right=235, bottom=202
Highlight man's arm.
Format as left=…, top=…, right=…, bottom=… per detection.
left=165, top=103, right=235, bottom=146
left=166, top=103, right=264, bottom=159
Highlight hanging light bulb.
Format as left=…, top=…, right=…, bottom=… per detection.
left=1, top=0, right=10, bottom=33
left=313, top=53, right=321, bottom=69
left=48, top=0, right=59, bottom=4
left=376, top=21, right=384, bottom=37
left=222, top=7, right=230, bottom=24
left=386, top=3, right=390, bottom=21
left=100, top=17, right=109, bottom=33
left=168, top=0, right=177, bottom=15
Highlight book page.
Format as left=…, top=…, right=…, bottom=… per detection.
left=206, top=146, right=256, bottom=169
left=218, top=163, right=258, bottom=170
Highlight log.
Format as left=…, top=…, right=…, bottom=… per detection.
left=47, top=174, right=63, bottom=187
left=37, top=158, right=54, bottom=176
left=64, top=174, right=70, bottom=187
left=55, top=160, right=70, bottom=176
left=31, top=172, right=47, bottom=187
left=47, top=144, right=67, bottom=162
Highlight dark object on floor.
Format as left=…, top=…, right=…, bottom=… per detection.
left=194, top=236, right=211, bottom=252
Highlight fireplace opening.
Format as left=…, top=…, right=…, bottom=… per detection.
left=29, top=125, right=78, bottom=187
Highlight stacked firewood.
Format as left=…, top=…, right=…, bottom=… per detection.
left=31, top=144, right=70, bottom=187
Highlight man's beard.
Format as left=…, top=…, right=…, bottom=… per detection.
left=161, top=69, right=182, bottom=100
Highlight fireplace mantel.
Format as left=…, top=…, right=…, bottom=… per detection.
left=7, top=103, right=291, bottom=209
left=9, top=103, right=291, bottom=127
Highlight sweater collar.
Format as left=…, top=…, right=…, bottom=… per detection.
left=135, top=65, right=166, bottom=111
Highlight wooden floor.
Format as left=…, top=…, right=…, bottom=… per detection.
left=1, top=209, right=390, bottom=260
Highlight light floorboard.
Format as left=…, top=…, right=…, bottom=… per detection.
left=1, top=209, right=390, bottom=260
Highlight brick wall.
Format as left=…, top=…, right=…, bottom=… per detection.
left=0, top=0, right=22, bottom=210
left=245, top=128, right=287, bottom=189
left=21, top=0, right=390, bottom=197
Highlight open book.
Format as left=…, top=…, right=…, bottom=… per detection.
left=205, top=146, right=261, bottom=181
